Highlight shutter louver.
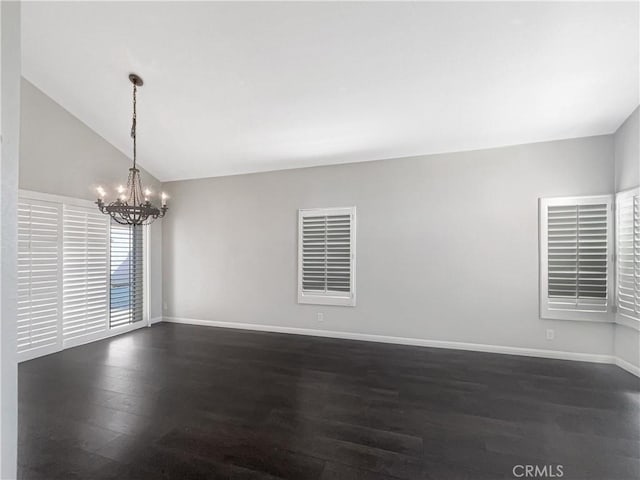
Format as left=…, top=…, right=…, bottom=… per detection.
left=547, top=205, right=579, bottom=300
left=110, top=224, right=144, bottom=328
left=577, top=203, right=609, bottom=304
left=17, top=199, right=61, bottom=357
left=616, top=189, right=640, bottom=322
left=62, top=205, right=109, bottom=342
left=636, top=194, right=640, bottom=316
left=299, top=207, right=355, bottom=306
left=540, top=195, right=613, bottom=320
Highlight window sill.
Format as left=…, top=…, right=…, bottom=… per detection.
left=298, top=293, right=356, bottom=307
left=540, top=309, right=614, bottom=323
left=615, top=314, right=640, bottom=332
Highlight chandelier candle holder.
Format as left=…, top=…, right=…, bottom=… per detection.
left=96, top=74, right=168, bottom=225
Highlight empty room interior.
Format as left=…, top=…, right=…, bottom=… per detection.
left=1, top=1, right=639, bottom=479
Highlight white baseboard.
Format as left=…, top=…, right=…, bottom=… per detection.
left=161, top=317, right=634, bottom=371
left=18, top=320, right=150, bottom=363
left=17, top=343, right=60, bottom=363
left=62, top=321, right=144, bottom=350
left=615, top=357, right=640, bottom=377
left=150, top=316, right=163, bottom=325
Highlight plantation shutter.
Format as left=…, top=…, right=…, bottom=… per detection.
left=616, top=188, right=640, bottom=322
left=17, top=190, right=152, bottom=362
left=298, top=207, right=356, bottom=306
left=110, top=223, right=144, bottom=327
left=62, top=205, right=109, bottom=343
left=17, top=199, right=62, bottom=359
left=540, top=195, right=613, bottom=321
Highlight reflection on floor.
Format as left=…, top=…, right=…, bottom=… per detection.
left=19, top=323, right=640, bottom=479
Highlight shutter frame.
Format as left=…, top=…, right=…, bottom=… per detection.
left=110, top=223, right=145, bottom=327
left=615, top=187, right=640, bottom=328
left=539, top=195, right=614, bottom=322
left=298, top=206, right=356, bottom=306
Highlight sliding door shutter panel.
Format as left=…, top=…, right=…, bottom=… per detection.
left=62, top=205, right=109, bottom=342
left=17, top=199, right=62, bottom=358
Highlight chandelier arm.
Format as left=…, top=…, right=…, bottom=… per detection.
left=110, top=214, right=129, bottom=225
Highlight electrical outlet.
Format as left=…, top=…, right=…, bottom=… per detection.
left=546, top=329, right=555, bottom=340
left=317, top=312, right=324, bottom=322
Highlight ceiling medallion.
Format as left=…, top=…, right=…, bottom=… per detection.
left=96, top=73, right=168, bottom=225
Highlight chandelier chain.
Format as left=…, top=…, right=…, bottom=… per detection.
left=131, top=82, right=137, bottom=169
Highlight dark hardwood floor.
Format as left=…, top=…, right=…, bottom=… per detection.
left=18, top=323, right=640, bottom=480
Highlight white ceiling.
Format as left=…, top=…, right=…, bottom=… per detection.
left=22, top=2, right=639, bottom=182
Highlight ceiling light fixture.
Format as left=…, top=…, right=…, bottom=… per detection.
left=96, top=74, right=168, bottom=225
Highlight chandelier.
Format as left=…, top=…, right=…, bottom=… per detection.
left=96, top=74, right=168, bottom=225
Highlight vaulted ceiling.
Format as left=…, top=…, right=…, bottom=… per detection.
left=22, top=1, right=639, bottom=181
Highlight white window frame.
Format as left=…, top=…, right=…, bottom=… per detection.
left=298, top=206, right=356, bottom=307
left=615, top=187, right=640, bottom=331
left=17, top=189, right=151, bottom=361
left=109, top=222, right=146, bottom=328
left=539, top=194, right=614, bottom=322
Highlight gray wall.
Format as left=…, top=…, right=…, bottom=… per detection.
left=615, top=107, right=639, bottom=192
left=614, top=106, right=640, bottom=370
left=1, top=2, right=21, bottom=477
left=162, top=135, right=616, bottom=356
left=19, top=79, right=163, bottom=320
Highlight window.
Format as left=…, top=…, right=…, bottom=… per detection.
left=110, top=223, right=144, bottom=327
left=298, top=207, right=356, bottom=306
left=616, top=188, right=640, bottom=325
left=539, top=195, right=613, bottom=321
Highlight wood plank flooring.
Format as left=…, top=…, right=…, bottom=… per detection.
left=18, top=323, right=640, bottom=479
